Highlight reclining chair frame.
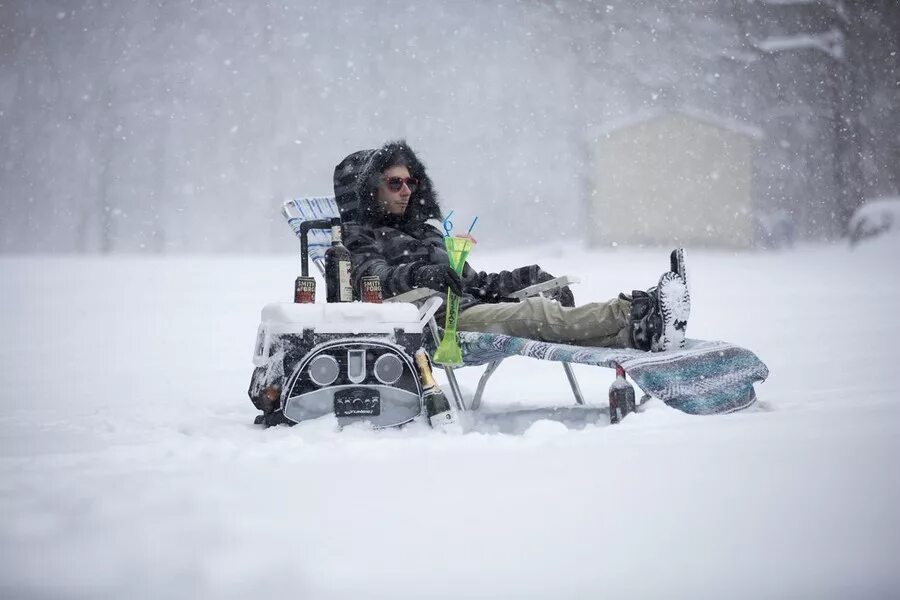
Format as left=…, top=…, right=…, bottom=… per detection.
left=282, top=197, right=587, bottom=413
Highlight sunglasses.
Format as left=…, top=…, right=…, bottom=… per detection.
left=382, top=176, right=419, bottom=193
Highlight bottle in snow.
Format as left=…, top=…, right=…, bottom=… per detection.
left=414, top=349, right=461, bottom=432
left=324, top=218, right=353, bottom=303
left=608, top=364, right=636, bottom=424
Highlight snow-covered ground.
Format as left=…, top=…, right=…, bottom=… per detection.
left=1, top=238, right=899, bottom=599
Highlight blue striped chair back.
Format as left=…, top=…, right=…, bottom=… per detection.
left=281, top=196, right=340, bottom=266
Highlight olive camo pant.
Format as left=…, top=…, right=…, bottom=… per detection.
left=457, top=296, right=633, bottom=349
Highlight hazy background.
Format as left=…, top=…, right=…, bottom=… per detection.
left=1, top=0, right=898, bottom=253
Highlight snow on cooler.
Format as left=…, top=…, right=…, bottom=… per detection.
left=0, top=239, right=899, bottom=599
left=262, top=301, right=423, bottom=331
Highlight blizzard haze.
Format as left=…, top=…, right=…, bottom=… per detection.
left=2, top=2, right=900, bottom=599
left=1, top=0, right=899, bottom=252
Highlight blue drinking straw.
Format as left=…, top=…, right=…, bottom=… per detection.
left=467, top=216, right=478, bottom=236
left=442, top=210, right=455, bottom=237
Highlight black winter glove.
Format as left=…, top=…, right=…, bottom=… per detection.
left=415, top=264, right=463, bottom=296
left=465, top=285, right=520, bottom=304
left=536, top=270, right=575, bottom=307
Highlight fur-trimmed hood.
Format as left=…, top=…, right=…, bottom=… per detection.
left=333, top=140, right=442, bottom=226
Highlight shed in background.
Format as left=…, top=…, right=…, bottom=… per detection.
left=589, top=108, right=763, bottom=249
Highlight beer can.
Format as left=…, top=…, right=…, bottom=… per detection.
left=360, top=275, right=383, bottom=303
left=294, top=276, right=316, bottom=304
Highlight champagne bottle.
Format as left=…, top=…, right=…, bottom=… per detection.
left=324, top=218, right=353, bottom=303
left=608, top=364, right=636, bottom=424
left=414, top=349, right=461, bottom=432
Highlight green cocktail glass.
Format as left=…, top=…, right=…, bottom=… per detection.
left=432, top=235, right=474, bottom=366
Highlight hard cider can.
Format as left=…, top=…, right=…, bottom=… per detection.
left=294, top=276, right=316, bottom=303
left=360, top=275, right=383, bottom=303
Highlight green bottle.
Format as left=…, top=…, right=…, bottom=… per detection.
left=414, top=349, right=460, bottom=432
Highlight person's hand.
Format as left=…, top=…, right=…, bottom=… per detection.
left=466, top=284, right=505, bottom=303
left=536, top=270, right=575, bottom=307
left=415, top=264, right=463, bottom=296
left=550, top=285, right=575, bottom=307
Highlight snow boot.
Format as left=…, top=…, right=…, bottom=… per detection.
left=670, top=248, right=688, bottom=290
left=629, top=288, right=661, bottom=352
left=630, top=271, right=691, bottom=352
left=654, top=271, right=690, bottom=351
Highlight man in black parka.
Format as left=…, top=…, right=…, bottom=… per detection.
left=336, top=140, right=689, bottom=351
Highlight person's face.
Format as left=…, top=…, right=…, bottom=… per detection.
left=377, top=165, right=417, bottom=216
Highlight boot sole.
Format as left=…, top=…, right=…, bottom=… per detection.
left=670, top=248, right=688, bottom=291
left=654, top=272, right=690, bottom=352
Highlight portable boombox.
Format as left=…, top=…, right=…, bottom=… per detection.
left=248, top=299, right=441, bottom=428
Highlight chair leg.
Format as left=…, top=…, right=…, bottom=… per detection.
left=472, top=359, right=504, bottom=410
left=561, top=362, right=586, bottom=405
left=441, top=365, right=467, bottom=412
left=427, top=317, right=442, bottom=346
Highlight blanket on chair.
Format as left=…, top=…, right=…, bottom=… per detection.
left=455, top=332, right=769, bottom=416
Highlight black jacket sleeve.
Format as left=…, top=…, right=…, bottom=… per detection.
left=343, top=221, right=563, bottom=306
left=343, top=225, right=421, bottom=298
left=465, top=264, right=551, bottom=302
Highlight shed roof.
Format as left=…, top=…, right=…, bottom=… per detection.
left=597, top=107, right=764, bottom=140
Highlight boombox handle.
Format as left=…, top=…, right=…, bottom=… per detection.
left=299, top=218, right=338, bottom=277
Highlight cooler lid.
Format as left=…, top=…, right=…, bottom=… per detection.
left=260, top=302, right=423, bottom=333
